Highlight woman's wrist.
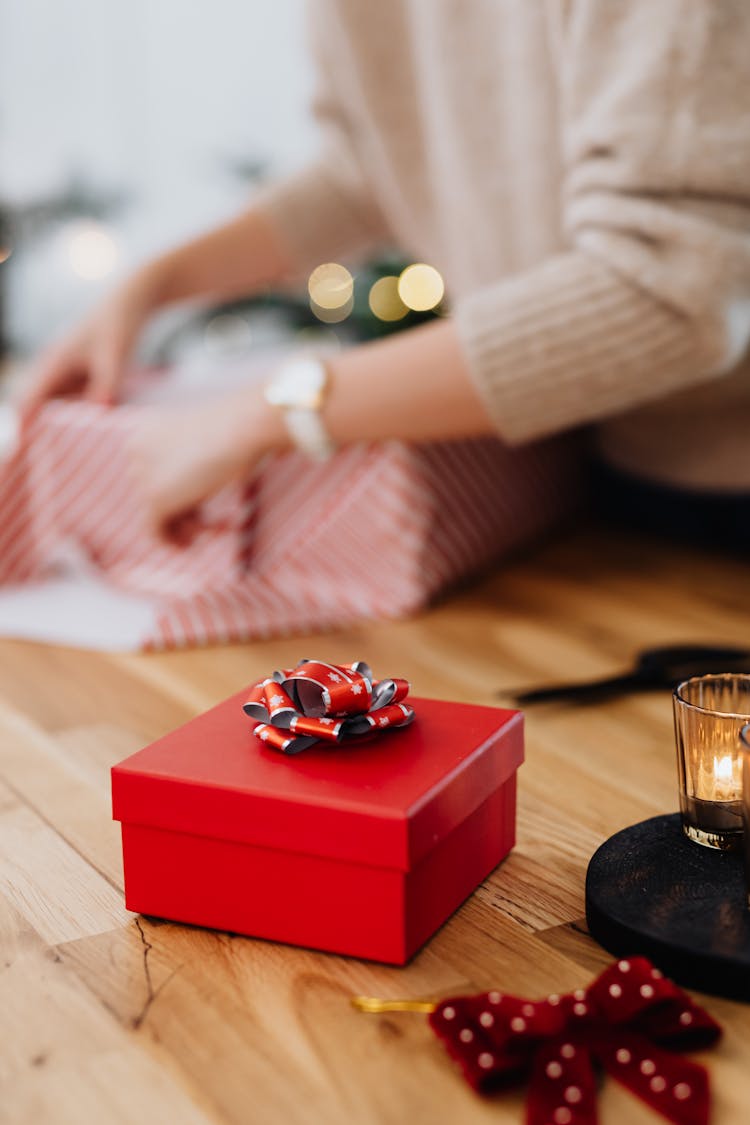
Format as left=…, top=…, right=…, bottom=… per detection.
left=226, top=382, right=291, bottom=470
left=136, top=253, right=181, bottom=310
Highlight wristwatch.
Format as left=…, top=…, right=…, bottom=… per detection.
left=263, top=355, right=336, bottom=460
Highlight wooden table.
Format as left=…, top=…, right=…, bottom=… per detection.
left=2, top=526, right=748, bottom=1125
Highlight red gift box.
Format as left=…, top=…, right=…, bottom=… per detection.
left=111, top=692, right=523, bottom=964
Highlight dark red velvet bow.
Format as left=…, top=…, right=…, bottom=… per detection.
left=243, top=659, right=414, bottom=754
left=428, top=958, right=721, bottom=1125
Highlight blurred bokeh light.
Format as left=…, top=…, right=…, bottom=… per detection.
left=64, top=220, right=119, bottom=280
left=368, top=275, right=408, bottom=322
left=203, top=312, right=253, bottom=352
left=308, top=262, right=353, bottom=309
left=397, top=263, right=444, bottom=312
left=308, top=262, right=354, bottom=323
left=309, top=294, right=354, bottom=324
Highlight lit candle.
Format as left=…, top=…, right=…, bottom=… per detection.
left=695, top=752, right=742, bottom=803
left=740, top=724, right=750, bottom=908
left=673, top=674, right=749, bottom=851
left=712, top=755, right=738, bottom=801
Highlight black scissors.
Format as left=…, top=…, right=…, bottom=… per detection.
left=509, top=644, right=750, bottom=705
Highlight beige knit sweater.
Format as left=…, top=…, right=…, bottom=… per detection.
left=260, top=0, right=750, bottom=491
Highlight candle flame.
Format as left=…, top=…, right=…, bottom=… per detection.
left=714, top=755, right=733, bottom=784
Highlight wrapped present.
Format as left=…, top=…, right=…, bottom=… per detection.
left=0, top=392, right=581, bottom=650
left=111, top=664, right=524, bottom=963
left=0, top=401, right=246, bottom=598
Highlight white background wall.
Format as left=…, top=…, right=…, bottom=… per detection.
left=0, top=0, right=317, bottom=348
left=1, top=0, right=315, bottom=216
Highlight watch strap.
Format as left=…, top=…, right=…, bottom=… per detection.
left=283, top=406, right=336, bottom=461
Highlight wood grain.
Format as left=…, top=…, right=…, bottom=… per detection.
left=1, top=525, right=748, bottom=1124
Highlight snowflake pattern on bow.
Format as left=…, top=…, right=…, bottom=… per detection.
left=243, top=659, right=414, bottom=754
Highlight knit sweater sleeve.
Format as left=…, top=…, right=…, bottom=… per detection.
left=454, top=1, right=750, bottom=444
left=254, top=4, right=390, bottom=273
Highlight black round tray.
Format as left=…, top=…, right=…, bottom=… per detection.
left=585, top=813, right=750, bottom=1002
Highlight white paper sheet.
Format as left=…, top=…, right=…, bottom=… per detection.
left=0, top=574, right=157, bottom=650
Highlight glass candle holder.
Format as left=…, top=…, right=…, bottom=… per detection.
left=741, top=722, right=750, bottom=907
left=673, top=674, right=750, bottom=850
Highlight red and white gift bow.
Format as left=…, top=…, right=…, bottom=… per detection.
left=355, top=957, right=721, bottom=1125
left=243, top=660, right=414, bottom=754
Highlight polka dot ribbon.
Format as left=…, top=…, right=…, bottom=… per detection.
left=243, top=659, right=414, bottom=754
left=354, top=957, right=721, bottom=1125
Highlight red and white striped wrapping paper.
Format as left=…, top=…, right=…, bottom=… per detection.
left=0, top=399, right=581, bottom=650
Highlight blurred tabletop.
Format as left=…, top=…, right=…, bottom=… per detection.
left=1, top=525, right=749, bottom=1125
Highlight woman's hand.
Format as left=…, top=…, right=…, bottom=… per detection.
left=127, top=386, right=287, bottom=540
left=17, top=205, right=294, bottom=425
left=17, top=262, right=167, bottom=422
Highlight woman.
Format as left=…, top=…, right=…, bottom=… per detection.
left=20, top=1, right=750, bottom=543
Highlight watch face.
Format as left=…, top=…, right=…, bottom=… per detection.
left=266, top=359, right=327, bottom=409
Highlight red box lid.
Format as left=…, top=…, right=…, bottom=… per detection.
left=111, top=692, right=523, bottom=871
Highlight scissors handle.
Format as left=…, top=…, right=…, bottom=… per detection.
left=511, top=672, right=650, bottom=705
